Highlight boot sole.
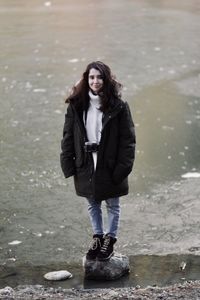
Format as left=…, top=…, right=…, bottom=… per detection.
left=96, top=251, right=114, bottom=261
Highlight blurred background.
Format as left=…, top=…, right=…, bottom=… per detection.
left=0, top=0, right=200, bottom=285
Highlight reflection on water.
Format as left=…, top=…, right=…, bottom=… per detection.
left=0, top=0, right=200, bottom=281
left=129, top=77, right=200, bottom=194
left=1, top=255, right=200, bottom=289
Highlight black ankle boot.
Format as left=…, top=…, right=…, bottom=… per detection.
left=86, top=234, right=104, bottom=260
left=96, top=234, right=117, bottom=261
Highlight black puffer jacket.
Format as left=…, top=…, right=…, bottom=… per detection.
left=60, top=98, right=136, bottom=201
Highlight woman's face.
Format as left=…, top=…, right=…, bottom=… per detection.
left=88, top=68, right=103, bottom=94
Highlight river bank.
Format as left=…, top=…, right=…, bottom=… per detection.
left=1, top=280, right=200, bottom=299
left=1, top=177, right=200, bottom=293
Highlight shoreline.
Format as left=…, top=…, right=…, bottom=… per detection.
left=1, top=280, right=200, bottom=299
left=1, top=178, right=200, bottom=298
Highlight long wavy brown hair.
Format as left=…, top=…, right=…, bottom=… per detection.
left=65, top=61, right=123, bottom=112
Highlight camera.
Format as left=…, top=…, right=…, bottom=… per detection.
left=84, top=142, right=99, bottom=153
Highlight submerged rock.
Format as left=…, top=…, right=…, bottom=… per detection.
left=44, top=270, right=72, bottom=281
left=83, top=253, right=130, bottom=280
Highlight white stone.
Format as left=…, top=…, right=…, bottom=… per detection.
left=108, top=290, right=119, bottom=297
left=181, top=172, right=200, bottom=178
left=8, top=240, right=22, bottom=245
left=0, top=286, right=14, bottom=295
left=44, top=270, right=72, bottom=281
left=7, top=258, right=17, bottom=262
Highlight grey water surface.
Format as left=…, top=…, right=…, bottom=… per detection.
left=0, top=0, right=200, bottom=288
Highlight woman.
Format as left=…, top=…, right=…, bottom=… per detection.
left=60, top=61, right=136, bottom=261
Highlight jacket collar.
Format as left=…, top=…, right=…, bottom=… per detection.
left=71, top=98, right=124, bottom=134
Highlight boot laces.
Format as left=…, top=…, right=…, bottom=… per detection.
left=100, top=237, right=110, bottom=253
left=89, top=237, right=100, bottom=250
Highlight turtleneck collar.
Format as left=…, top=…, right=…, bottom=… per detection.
left=88, top=90, right=101, bottom=108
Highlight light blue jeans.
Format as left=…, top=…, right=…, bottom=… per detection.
left=87, top=197, right=120, bottom=238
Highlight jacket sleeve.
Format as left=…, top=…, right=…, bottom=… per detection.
left=112, top=102, right=136, bottom=184
left=60, top=104, right=75, bottom=178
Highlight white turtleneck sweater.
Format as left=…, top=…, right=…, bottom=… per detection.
left=84, top=90, right=103, bottom=170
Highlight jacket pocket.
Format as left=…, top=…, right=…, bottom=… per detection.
left=75, top=157, right=83, bottom=168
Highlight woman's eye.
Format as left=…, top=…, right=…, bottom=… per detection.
left=89, top=75, right=103, bottom=80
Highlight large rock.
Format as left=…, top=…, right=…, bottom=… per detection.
left=83, top=253, right=130, bottom=280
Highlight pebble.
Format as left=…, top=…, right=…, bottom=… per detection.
left=1, top=281, right=200, bottom=299
left=136, top=285, right=141, bottom=289
left=181, top=172, right=200, bottom=178
left=108, top=290, right=119, bottom=297
left=44, top=270, right=72, bottom=281
left=180, top=261, right=187, bottom=270
left=8, top=240, right=22, bottom=245
left=0, top=286, right=14, bottom=295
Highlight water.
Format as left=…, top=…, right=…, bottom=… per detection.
left=1, top=254, right=200, bottom=289
left=0, top=0, right=200, bottom=288
left=131, top=78, right=200, bottom=193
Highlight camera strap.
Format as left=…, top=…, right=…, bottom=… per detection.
left=83, top=109, right=88, bottom=126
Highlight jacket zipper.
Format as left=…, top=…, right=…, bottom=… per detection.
left=94, top=103, right=124, bottom=195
